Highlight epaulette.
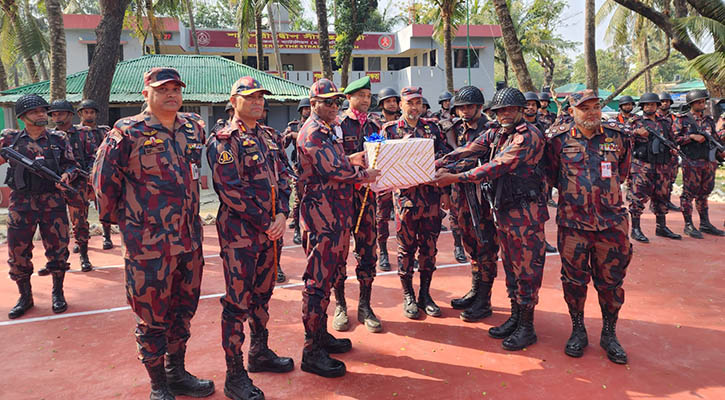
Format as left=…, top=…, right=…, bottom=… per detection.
left=287, top=119, right=300, bottom=127
left=1, top=128, right=20, bottom=137
left=214, top=124, right=234, bottom=140
left=547, top=123, right=570, bottom=138
left=382, top=120, right=398, bottom=132
left=438, top=118, right=456, bottom=131
left=515, top=123, right=528, bottom=133
left=98, top=125, right=111, bottom=131
left=50, top=129, right=67, bottom=138
left=215, top=118, right=225, bottom=125
left=115, top=116, right=144, bottom=132
left=181, top=112, right=205, bottom=129
left=602, top=120, right=628, bottom=134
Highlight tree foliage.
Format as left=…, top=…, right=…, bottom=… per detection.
left=334, top=0, right=377, bottom=86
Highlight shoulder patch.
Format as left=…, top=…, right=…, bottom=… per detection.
left=513, top=134, right=525, bottom=145
left=50, top=129, right=67, bottom=138
left=516, top=123, right=528, bottom=132
left=218, top=150, right=234, bottom=164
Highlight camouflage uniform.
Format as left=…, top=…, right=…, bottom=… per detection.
left=282, top=119, right=304, bottom=234
left=92, top=110, right=206, bottom=365
left=210, top=118, right=231, bottom=136
left=538, top=110, right=556, bottom=132
left=626, top=115, right=676, bottom=220
left=297, top=112, right=370, bottom=350
left=673, top=112, right=720, bottom=223
left=546, top=101, right=633, bottom=363
left=656, top=109, right=680, bottom=205
left=1, top=128, right=77, bottom=281
left=207, top=118, right=291, bottom=363
left=433, top=108, right=451, bottom=121
left=65, top=125, right=97, bottom=248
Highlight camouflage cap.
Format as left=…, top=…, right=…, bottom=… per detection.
left=401, top=86, right=423, bottom=101
left=143, top=67, right=186, bottom=88
left=231, top=76, right=271, bottom=96
left=310, top=78, right=343, bottom=99
left=570, top=89, right=600, bottom=107
left=343, top=76, right=371, bottom=95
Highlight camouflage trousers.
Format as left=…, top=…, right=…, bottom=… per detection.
left=396, top=203, right=442, bottom=279
left=125, top=248, right=204, bottom=364
left=498, top=223, right=546, bottom=306
left=446, top=190, right=461, bottom=237
left=664, top=159, right=679, bottom=194
left=454, top=185, right=499, bottom=282
left=220, top=240, right=277, bottom=359
left=335, top=188, right=377, bottom=289
left=8, top=206, right=70, bottom=281
left=68, top=186, right=91, bottom=246
left=291, top=176, right=302, bottom=226
left=680, top=160, right=717, bottom=217
left=301, top=229, right=350, bottom=349
left=627, top=159, right=671, bottom=218
left=558, top=221, right=632, bottom=315
left=376, top=191, right=393, bottom=246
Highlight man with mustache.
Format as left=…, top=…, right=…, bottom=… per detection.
left=435, top=87, right=549, bottom=351
left=545, top=89, right=633, bottom=365
left=1, top=94, right=78, bottom=319
left=616, top=96, right=635, bottom=124
left=92, top=67, right=214, bottom=399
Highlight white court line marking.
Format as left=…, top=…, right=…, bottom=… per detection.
left=0, top=251, right=560, bottom=327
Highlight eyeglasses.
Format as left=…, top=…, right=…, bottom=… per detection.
left=322, top=98, right=343, bottom=107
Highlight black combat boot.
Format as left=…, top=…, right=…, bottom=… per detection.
left=320, top=314, right=352, bottom=354
left=451, top=271, right=478, bottom=310
left=165, top=348, right=215, bottom=397
left=489, top=300, right=520, bottom=339
left=224, top=356, right=265, bottom=400
left=417, top=270, right=441, bottom=317
left=564, top=310, right=588, bottom=358
left=630, top=216, right=649, bottom=243
left=79, top=243, right=93, bottom=272
left=502, top=304, right=537, bottom=351
left=357, top=282, right=382, bottom=332
left=292, top=225, right=302, bottom=245
left=73, top=244, right=80, bottom=253
left=301, top=333, right=346, bottom=378
left=37, top=264, right=51, bottom=276
left=247, top=329, right=294, bottom=373
left=288, top=219, right=296, bottom=229
left=378, top=242, right=391, bottom=271
left=545, top=241, right=557, bottom=253
left=400, top=276, right=420, bottom=319
left=8, top=279, right=34, bottom=319
left=683, top=214, right=704, bottom=239
left=275, top=265, right=287, bottom=284
left=699, top=209, right=725, bottom=236
left=655, top=215, right=681, bottom=239
left=452, top=232, right=467, bottom=263
left=460, top=280, right=493, bottom=322
left=51, top=271, right=68, bottom=314
left=146, top=359, right=175, bottom=400
left=102, top=224, right=114, bottom=250
left=331, top=284, right=349, bottom=331
left=600, top=309, right=628, bottom=364
left=666, top=199, right=681, bottom=211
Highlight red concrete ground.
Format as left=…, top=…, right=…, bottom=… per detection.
left=1, top=204, right=724, bottom=399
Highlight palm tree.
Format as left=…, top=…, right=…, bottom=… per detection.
left=315, top=0, right=333, bottom=78
left=584, top=0, right=598, bottom=92
left=0, top=0, right=40, bottom=82
left=674, top=3, right=725, bottom=90
left=491, top=0, right=534, bottom=91
left=232, top=0, right=299, bottom=72
left=0, top=59, right=8, bottom=91
left=426, top=0, right=465, bottom=92
left=47, top=0, right=66, bottom=101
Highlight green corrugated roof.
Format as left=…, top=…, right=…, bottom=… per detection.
left=669, top=79, right=705, bottom=92
left=0, top=54, right=309, bottom=105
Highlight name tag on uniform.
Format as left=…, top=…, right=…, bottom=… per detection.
left=190, top=163, right=200, bottom=180
left=601, top=162, right=612, bottom=178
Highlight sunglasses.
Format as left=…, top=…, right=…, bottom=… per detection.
left=322, top=98, right=343, bottom=107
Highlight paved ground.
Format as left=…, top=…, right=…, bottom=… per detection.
left=1, top=204, right=724, bottom=399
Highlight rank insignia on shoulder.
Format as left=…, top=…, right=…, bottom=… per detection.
left=143, top=130, right=157, bottom=137
left=185, top=123, right=193, bottom=128
left=605, top=137, right=614, bottom=143
left=218, top=150, right=234, bottom=164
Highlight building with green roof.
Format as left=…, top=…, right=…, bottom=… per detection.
left=0, top=54, right=309, bottom=132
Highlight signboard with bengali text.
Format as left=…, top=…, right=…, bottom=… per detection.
left=192, top=30, right=395, bottom=51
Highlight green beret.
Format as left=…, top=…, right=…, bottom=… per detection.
left=343, top=76, right=371, bottom=95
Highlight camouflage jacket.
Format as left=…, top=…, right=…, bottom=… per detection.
left=92, top=111, right=206, bottom=260
left=383, top=117, right=450, bottom=209
left=207, top=119, right=290, bottom=248
left=537, top=110, right=556, bottom=132
left=433, top=109, right=451, bottom=122
left=64, top=124, right=97, bottom=172
left=545, top=121, right=632, bottom=231
left=0, top=128, right=78, bottom=210
left=673, top=112, right=719, bottom=162
left=84, top=124, right=111, bottom=149
left=436, top=121, right=549, bottom=227
left=627, top=114, right=675, bottom=164
left=296, top=112, right=370, bottom=234
left=338, top=108, right=382, bottom=155
left=210, top=118, right=230, bottom=136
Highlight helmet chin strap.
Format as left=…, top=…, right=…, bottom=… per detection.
left=32, top=120, right=49, bottom=127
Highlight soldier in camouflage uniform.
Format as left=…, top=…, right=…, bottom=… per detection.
left=206, top=77, right=294, bottom=400
left=438, top=86, right=500, bottom=322
left=656, top=92, right=682, bottom=211
left=297, top=79, right=380, bottom=378
left=1, top=94, right=78, bottom=319
left=210, top=102, right=235, bottom=137
left=545, top=89, right=633, bottom=364
left=329, top=76, right=384, bottom=333
left=282, top=97, right=311, bottom=245
left=436, top=87, right=549, bottom=351
left=92, top=68, right=214, bottom=400
left=48, top=100, right=97, bottom=273
left=374, top=87, right=401, bottom=271
left=615, top=96, right=635, bottom=125
left=433, top=91, right=453, bottom=121
left=626, top=93, right=681, bottom=242
left=77, top=99, right=116, bottom=250
left=382, top=87, right=451, bottom=320
left=673, top=89, right=725, bottom=238
left=538, top=92, right=556, bottom=130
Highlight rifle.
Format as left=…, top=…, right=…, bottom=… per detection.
left=687, top=123, right=724, bottom=162
left=462, top=182, right=486, bottom=244
left=0, top=147, right=78, bottom=195
left=644, top=127, right=688, bottom=160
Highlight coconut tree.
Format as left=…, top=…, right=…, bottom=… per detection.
left=47, top=0, right=66, bottom=101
